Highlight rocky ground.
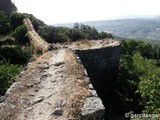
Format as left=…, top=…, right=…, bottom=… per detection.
left=0, top=47, right=105, bottom=120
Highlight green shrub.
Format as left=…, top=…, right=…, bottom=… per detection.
left=134, top=53, right=160, bottom=113
left=0, top=11, right=11, bottom=35
left=68, top=29, right=85, bottom=41
left=12, top=25, right=29, bottom=44
left=69, top=23, right=113, bottom=41
left=38, top=26, right=69, bottom=43
left=0, top=46, right=31, bottom=65
left=118, top=40, right=160, bottom=114
left=10, top=12, right=25, bottom=30
left=54, top=27, right=70, bottom=42
left=24, top=13, right=45, bottom=31
left=54, top=32, right=68, bottom=43
left=74, top=23, right=99, bottom=40
left=0, top=60, right=22, bottom=95
left=38, top=25, right=56, bottom=43
left=99, top=31, right=114, bottom=39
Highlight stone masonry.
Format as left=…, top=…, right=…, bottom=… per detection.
left=0, top=18, right=121, bottom=120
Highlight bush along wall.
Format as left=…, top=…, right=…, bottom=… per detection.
left=0, top=60, right=22, bottom=95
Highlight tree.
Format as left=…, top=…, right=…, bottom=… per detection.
left=0, top=0, right=17, bottom=16
left=73, top=23, right=80, bottom=29
left=10, top=12, right=25, bottom=30
left=99, top=31, right=113, bottom=39
left=133, top=53, right=160, bottom=113
left=68, top=29, right=85, bottom=41
left=38, top=25, right=56, bottom=43
left=0, top=11, right=11, bottom=35
left=119, top=40, right=160, bottom=115
left=54, top=27, right=69, bottom=43
left=24, top=14, right=45, bottom=32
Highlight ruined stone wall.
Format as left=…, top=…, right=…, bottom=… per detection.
left=75, top=45, right=121, bottom=116
left=76, top=45, right=121, bottom=81
left=24, top=18, right=52, bottom=55
left=0, top=38, right=121, bottom=119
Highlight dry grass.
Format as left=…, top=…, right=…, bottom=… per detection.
left=71, top=40, right=92, bottom=50
left=63, top=49, right=91, bottom=118
left=64, top=49, right=85, bottom=77
left=70, top=39, right=120, bottom=50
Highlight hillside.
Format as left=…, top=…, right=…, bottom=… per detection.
left=86, top=19, right=160, bottom=41
left=1, top=2, right=160, bottom=119
left=0, top=5, right=120, bottom=119
left=55, top=17, right=160, bottom=42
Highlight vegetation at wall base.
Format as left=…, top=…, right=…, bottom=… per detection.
left=0, top=8, right=32, bottom=95
left=0, top=45, right=32, bottom=65
left=10, top=12, right=25, bottom=30
left=12, top=24, right=29, bottom=44
left=21, top=14, right=114, bottom=43
left=0, top=60, right=22, bottom=95
left=117, top=40, right=160, bottom=117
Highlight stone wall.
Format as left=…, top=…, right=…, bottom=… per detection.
left=24, top=18, right=52, bottom=55
left=76, top=45, right=121, bottom=117
left=76, top=45, right=121, bottom=80
left=0, top=48, right=106, bottom=120
left=0, top=39, right=121, bottom=119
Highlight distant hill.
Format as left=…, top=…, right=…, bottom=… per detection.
left=55, top=17, right=160, bottom=42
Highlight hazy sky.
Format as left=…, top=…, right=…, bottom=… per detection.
left=12, top=0, right=160, bottom=24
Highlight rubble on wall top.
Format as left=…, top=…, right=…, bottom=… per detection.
left=69, top=39, right=120, bottom=50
